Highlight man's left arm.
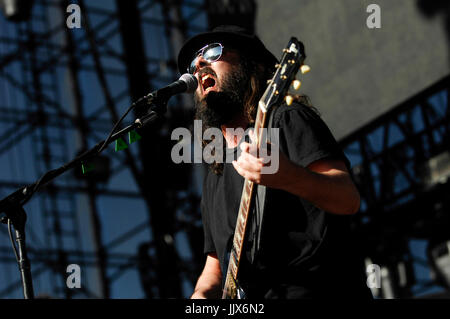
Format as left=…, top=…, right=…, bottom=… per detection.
left=232, top=142, right=360, bottom=215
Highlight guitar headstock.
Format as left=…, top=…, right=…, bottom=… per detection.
left=259, top=37, right=309, bottom=112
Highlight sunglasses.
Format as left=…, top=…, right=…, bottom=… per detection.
left=188, top=43, right=224, bottom=74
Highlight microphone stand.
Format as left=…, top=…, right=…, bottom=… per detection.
left=0, top=93, right=168, bottom=299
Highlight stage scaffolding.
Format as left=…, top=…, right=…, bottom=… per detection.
left=0, top=0, right=207, bottom=298
left=341, top=75, right=450, bottom=298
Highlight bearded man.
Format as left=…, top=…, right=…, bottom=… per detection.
left=177, top=25, right=372, bottom=299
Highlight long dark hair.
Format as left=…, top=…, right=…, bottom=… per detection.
left=206, top=51, right=271, bottom=175
left=208, top=49, right=313, bottom=175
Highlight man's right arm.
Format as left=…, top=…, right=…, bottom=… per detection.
left=191, top=253, right=223, bottom=299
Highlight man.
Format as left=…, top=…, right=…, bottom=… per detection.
left=177, top=25, right=371, bottom=299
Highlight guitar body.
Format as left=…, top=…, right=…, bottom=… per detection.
left=221, top=37, right=307, bottom=299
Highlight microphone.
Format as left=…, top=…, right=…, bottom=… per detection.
left=153, top=73, right=198, bottom=100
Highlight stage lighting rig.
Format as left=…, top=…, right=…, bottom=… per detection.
left=419, top=151, right=450, bottom=190
left=428, top=240, right=450, bottom=289
left=0, top=0, right=33, bottom=22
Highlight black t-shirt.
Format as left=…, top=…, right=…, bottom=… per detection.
left=201, top=103, right=371, bottom=299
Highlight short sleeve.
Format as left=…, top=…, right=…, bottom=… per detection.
left=273, top=103, right=350, bottom=169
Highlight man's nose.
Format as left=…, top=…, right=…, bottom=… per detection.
left=193, top=55, right=210, bottom=74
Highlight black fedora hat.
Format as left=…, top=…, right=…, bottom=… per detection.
left=177, top=25, right=279, bottom=74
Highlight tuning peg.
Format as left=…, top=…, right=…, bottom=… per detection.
left=285, top=95, right=294, bottom=106
left=292, top=80, right=301, bottom=90
left=300, top=64, right=311, bottom=74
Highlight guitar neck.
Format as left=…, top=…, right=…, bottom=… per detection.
left=221, top=37, right=306, bottom=299
left=222, top=103, right=269, bottom=299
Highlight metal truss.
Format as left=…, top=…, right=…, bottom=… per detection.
left=0, top=0, right=208, bottom=298
left=340, top=75, right=450, bottom=298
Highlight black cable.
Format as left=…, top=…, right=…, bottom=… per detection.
left=97, top=92, right=154, bottom=154
left=19, top=169, right=57, bottom=206
left=97, top=103, right=135, bottom=154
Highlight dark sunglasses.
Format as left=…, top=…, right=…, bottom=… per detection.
left=188, top=43, right=224, bottom=74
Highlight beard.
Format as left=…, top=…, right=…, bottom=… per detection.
left=194, top=65, right=249, bottom=130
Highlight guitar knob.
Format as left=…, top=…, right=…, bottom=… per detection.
left=292, top=80, right=301, bottom=90
left=300, top=64, right=311, bottom=74
left=285, top=95, right=294, bottom=106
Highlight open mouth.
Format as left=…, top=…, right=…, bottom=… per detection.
left=201, top=74, right=216, bottom=93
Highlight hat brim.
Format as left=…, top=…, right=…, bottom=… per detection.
left=177, top=30, right=279, bottom=74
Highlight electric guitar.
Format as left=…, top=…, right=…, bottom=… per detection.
left=222, top=37, right=309, bottom=299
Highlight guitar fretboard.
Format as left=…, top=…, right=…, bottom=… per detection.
left=221, top=37, right=305, bottom=299
left=222, top=103, right=269, bottom=299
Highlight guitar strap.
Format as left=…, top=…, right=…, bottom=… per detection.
left=249, top=106, right=277, bottom=264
